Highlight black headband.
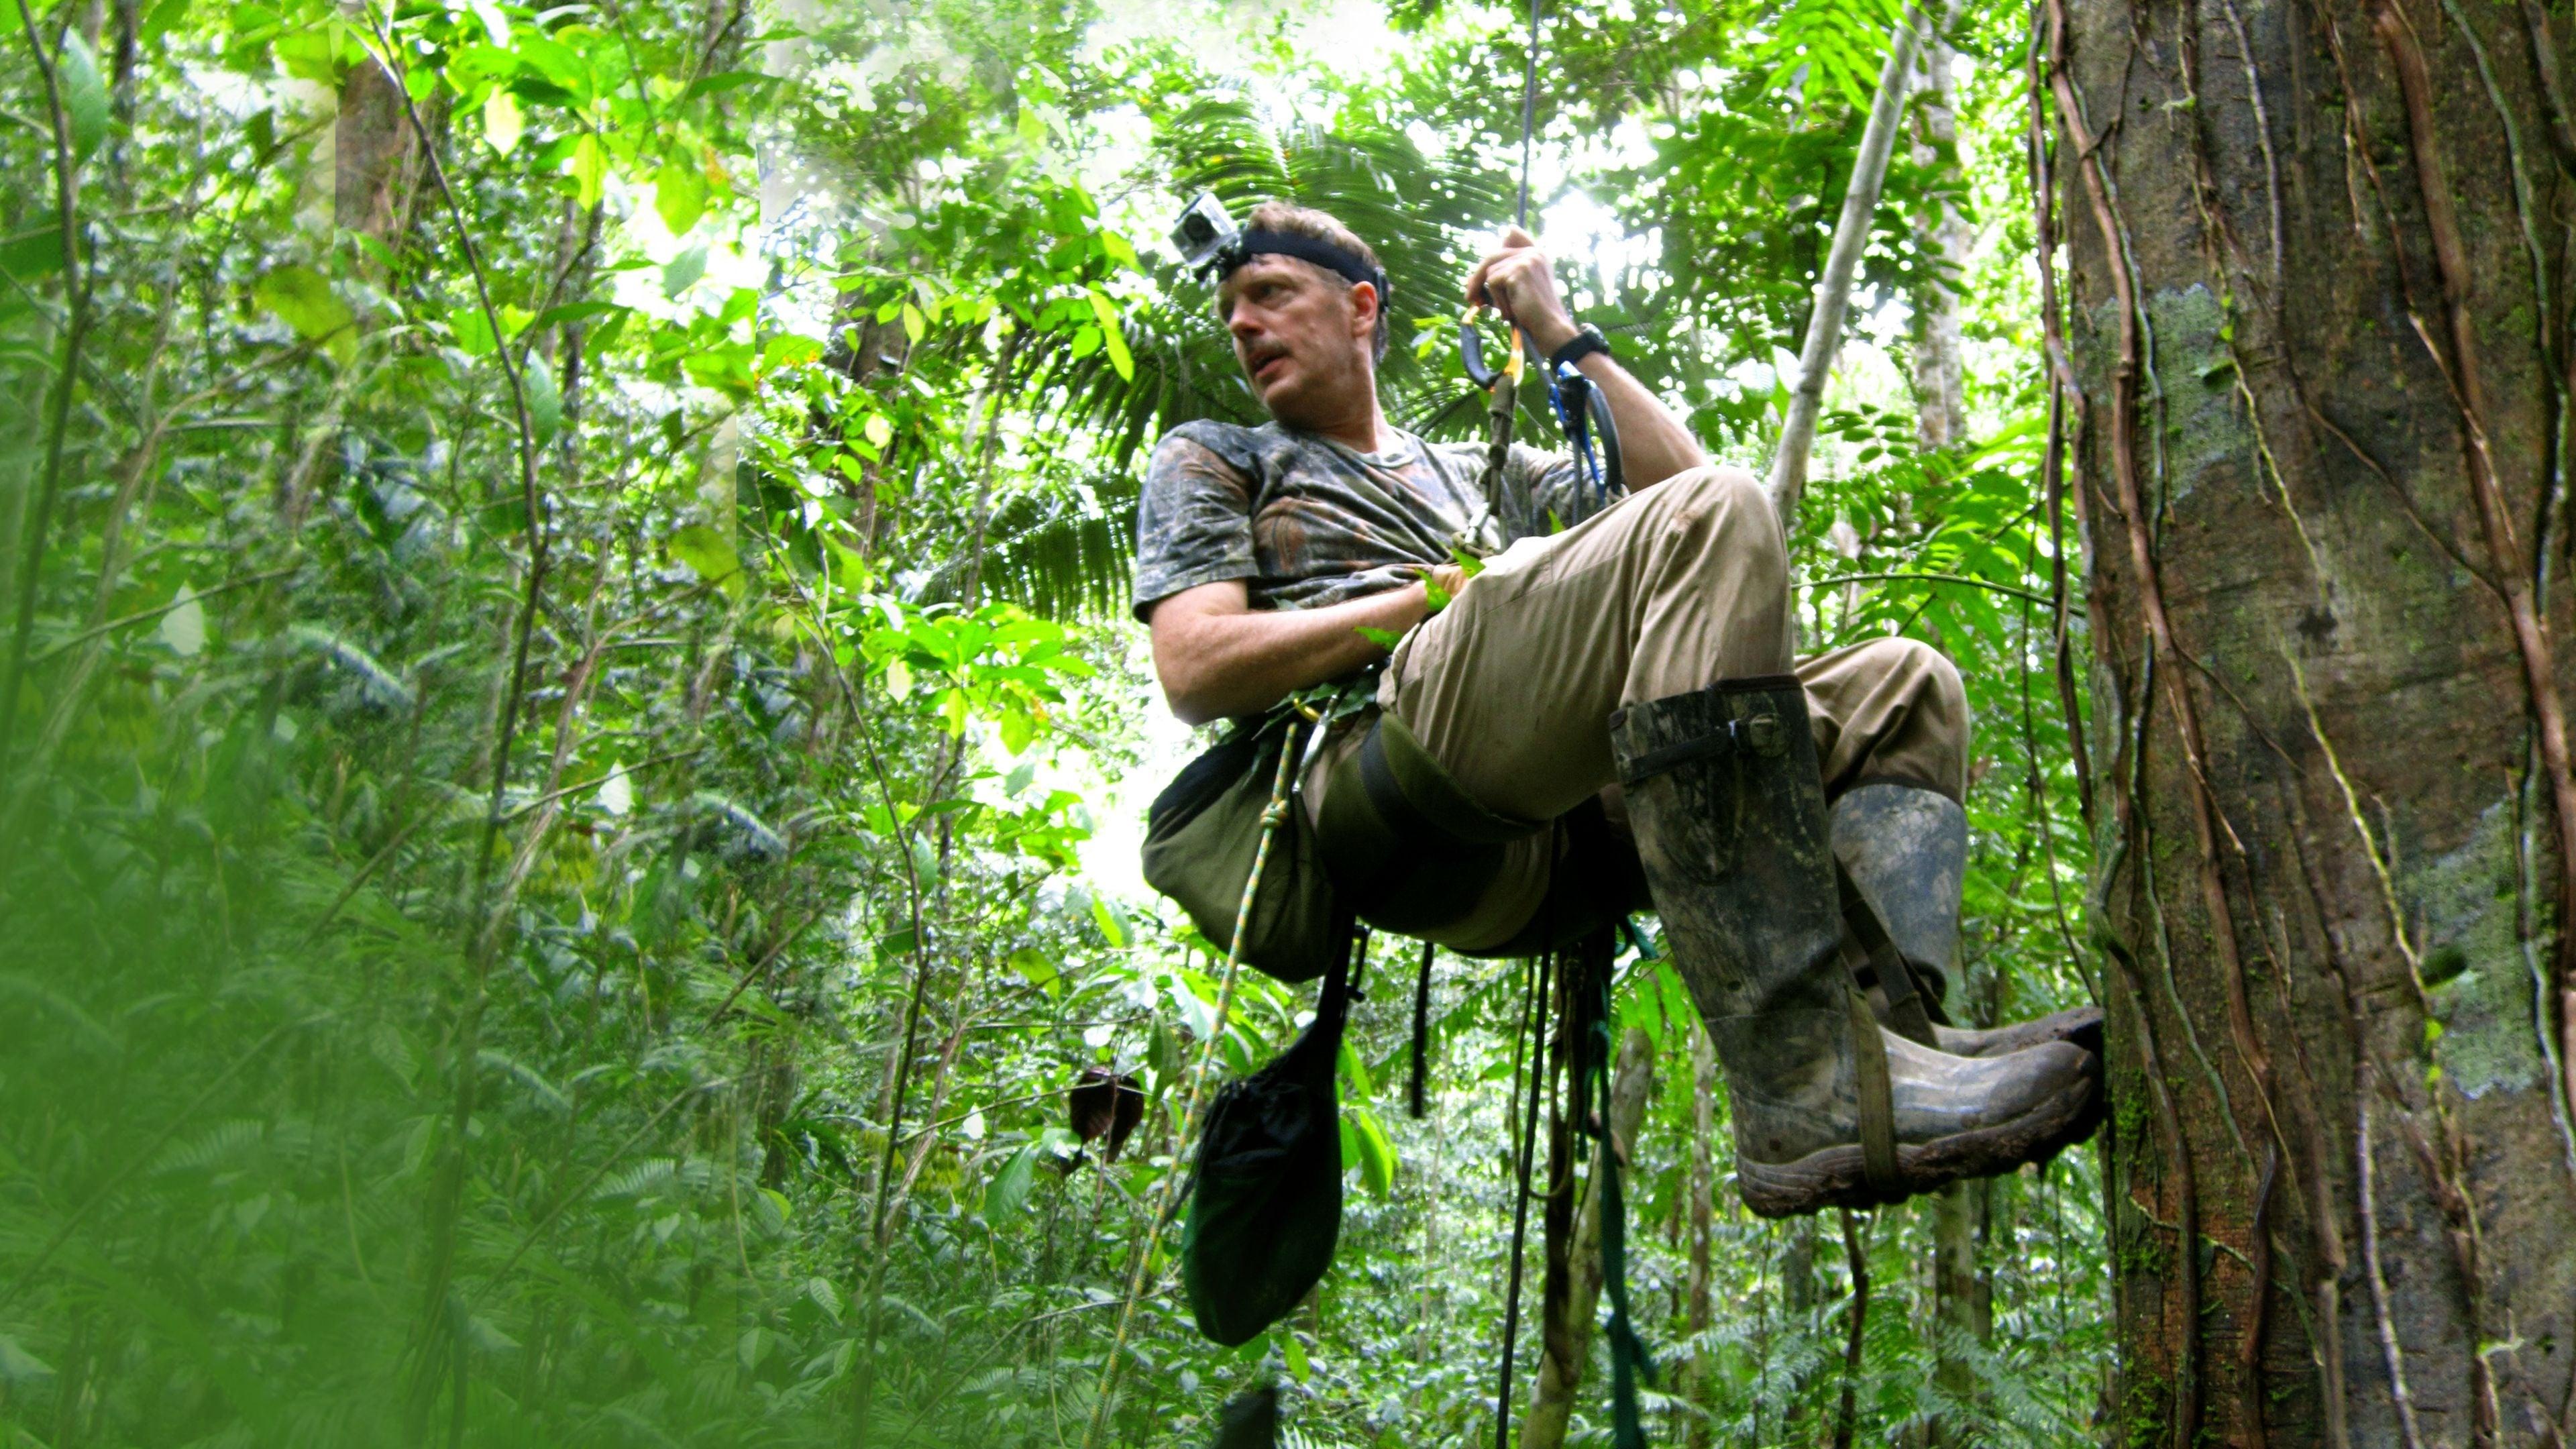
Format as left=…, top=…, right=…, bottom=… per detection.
left=1220, top=231, right=1391, bottom=303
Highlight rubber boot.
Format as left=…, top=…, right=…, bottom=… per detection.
left=1611, top=676, right=2101, bottom=1218
left=1829, top=782, right=2104, bottom=1060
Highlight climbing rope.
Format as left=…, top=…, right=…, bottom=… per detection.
left=1081, top=710, right=1313, bottom=1449
left=1461, top=0, right=1627, bottom=541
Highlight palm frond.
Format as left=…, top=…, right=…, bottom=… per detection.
left=914, top=473, right=1142, bottom=621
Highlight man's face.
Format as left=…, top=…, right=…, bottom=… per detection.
left=1216, top=255, right=1377, bottom=425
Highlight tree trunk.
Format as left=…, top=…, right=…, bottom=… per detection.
left=1780, top=1214, right=1819, bottom=1441
left=1911, top=24, right=1972, bottom=453
left=2050, top=0, right=2576, bottom=1443
left=1910, top=30, right=1994, bottom=1446
left=333, top=56, right=421, bottom=250
left=1520, top=1026, right=1655, bottom=1449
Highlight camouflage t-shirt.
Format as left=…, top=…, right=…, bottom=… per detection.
left=1130, top=420, right=1585, bottom=621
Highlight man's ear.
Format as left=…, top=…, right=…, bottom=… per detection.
left=1348, top=279, right=1381, bottom=348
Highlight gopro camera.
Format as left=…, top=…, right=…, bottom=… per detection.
left=1170, top=191, right=1242, bottom=276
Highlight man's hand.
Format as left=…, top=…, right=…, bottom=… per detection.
left=1425, top=561, right=1469, bottom=607
left=1464, top=226, right=1578, bottom=358
left=1148, top=575, right=1457, bottom=724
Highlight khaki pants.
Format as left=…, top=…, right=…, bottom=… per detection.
left=1311, top=466, right=1969, bottom=951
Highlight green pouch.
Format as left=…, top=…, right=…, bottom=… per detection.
left=1141, top=711, right=1342, bottom=984
left=1181, top=936, right=1353, bottom=1346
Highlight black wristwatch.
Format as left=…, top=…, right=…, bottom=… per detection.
left=1549, top=323, right=1611, bottom=371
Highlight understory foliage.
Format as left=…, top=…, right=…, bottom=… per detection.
left=1, top=0, right=2104, bottom=1444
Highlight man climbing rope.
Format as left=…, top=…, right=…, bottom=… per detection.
left=1132, top=200, right=2102, bottom=1217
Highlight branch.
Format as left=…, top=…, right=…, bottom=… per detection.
left=28, top=563, right=304, bottom=663
left=1764, top=1, right=1939, bottom=525
left=0, top=0, right=97, bottom=789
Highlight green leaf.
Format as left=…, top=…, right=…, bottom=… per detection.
left=862, top=413, right=894, bottom=449
left=254, top=265, right=355, bottom=364
left=450, top=305, right=496, bottom=358
left=1336, top=1036, right=1373, bottom=1099
left=526, top=300, right=628, bottom=331
left=805, top=1276, right=843, bottom=1322
left=682, top=70, right=771, bottom=100
left=570, top=132, right=606, bottom=210
left=983, top=1144, right=1039, bottom=1222
left=1282, top=1332, right=1311, bottom=1383
left=58, top=30, right=109, bottom=158
left=1353, top=625, right=1401, bottom=649
left=668, top=523, right=743, bottom=597
left=901, top=303, right=926, bottom=343
left=998, top=706, right=1035, bottom=755
left=1007, top=946, right=1059, bottom=997
left=521, top=352, right=561, bottom=445
left=1089, top=892, right=1128, bottom=949
left=1342, top=1104, right=1394, bottom=1196
left=1085, top=288, right=1132, bottom=381
left=0, top=1333, right=54, bottom=1383
left=0, top=225, right=65, bottom=284
left=663, top=244, right=707, bottom=300
left=141, top=0, right=190, bottom=40
left=655, top=158, right=707, bottom=235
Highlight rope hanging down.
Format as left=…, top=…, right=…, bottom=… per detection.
left=1460, top=0, right=1623, bottom=540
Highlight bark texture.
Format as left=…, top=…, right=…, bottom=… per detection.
left=2051, top=0, right=2576, bottom=1443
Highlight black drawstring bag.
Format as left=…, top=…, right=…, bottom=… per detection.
left=1181, top=927, right=1358, bottom=1346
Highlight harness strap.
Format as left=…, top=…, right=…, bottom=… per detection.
left=1367, top=710, right=1543, bottom=843
left=1318, top=710, right=1541, bottom=935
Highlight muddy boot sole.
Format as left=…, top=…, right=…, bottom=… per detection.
left=1940, top=1004, right=2106, bottom=1061
left=1734, top=1054, right=2103, bottom=1218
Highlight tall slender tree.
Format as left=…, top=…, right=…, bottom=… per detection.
left=1909, top=25, right=1996, bottom=1448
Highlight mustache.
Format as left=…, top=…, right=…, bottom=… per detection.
left=1240, top=341, right=1290, bottom=372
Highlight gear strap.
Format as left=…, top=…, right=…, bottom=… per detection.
left=1611, top=694, right=1795, bottom=787
left=1835, top=861, right=1940, bottom=1047
left=1845, top=981, right=1902, bottom=1198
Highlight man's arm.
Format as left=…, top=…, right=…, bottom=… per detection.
left=1147, top=572, right=1462, bottom=725
left=1465, top=227, right=1709, bottom=490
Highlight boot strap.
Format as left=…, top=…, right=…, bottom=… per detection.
left=1836, top=863, right=1940, bottom=1048
left=1845, top=983, right=1900, bottom=1197
left=1614, top=710, right=1791, bottom=787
